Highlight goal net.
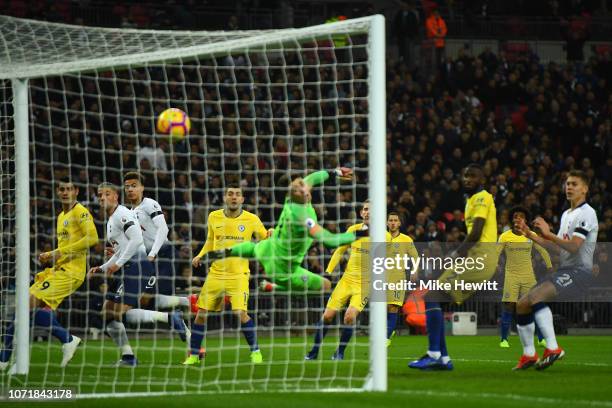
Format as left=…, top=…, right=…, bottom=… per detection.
left=0, top=15, right=386, bottom=397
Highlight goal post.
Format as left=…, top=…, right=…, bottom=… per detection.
left=1, top=14, right=387, bottom=394
left=365, top=14, right=387, bottom=392
left=12, top=78, right=30, bottom=376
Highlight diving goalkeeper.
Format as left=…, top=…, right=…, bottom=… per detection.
left=194, top=168, right=366, bottom=293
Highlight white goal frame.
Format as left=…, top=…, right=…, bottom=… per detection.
left=3, top=14, right=387, bottom=391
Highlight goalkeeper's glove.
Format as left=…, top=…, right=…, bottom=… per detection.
left=329, top=167, right=353, bottom=181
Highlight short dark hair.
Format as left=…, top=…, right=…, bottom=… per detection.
left=225, top=183, right=242, bottom=193
left=56, top=176, right=76, bottom=188
left=509, top=206, right=530, bottom=222
left=123, top=171, right=145, bottom=185
left=388, top=210, right=404, bottom=224
left=567, top=170, right=590, bottom=186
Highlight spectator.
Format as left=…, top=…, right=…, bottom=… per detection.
left=562, top=13, right=591, bottom=62
left=425, top=8, right=447, bottom=70
left=393, top=0, right=421, bottom=68
left=136, top=136, right=168, bottom=171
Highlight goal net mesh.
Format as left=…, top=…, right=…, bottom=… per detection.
left=0, top=16, right=378, bottom=395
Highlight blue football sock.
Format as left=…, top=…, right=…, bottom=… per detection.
left=516, top=312, right=534, bottom=326
left=337, top=326, right=354, bottom=354
left=241, top=319, right=259, bottom=352
left=34, top=308, right=71, bottom=344
left=387, top=312, right=398, bottom=339
left=439, top=315, right=448, bottom=358
left=0, top=321, right=15, bottom=362
left=190, top=323, right=206, bottom=355
left=425, top=302, right=442, bottom=353
left=501, top=310, right=513, bottom=341
left=311, top=320, right=329, bottom=353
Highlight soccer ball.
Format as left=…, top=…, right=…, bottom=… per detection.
left=156, top=108, right=191, bottom=142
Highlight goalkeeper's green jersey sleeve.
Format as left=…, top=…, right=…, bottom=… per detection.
left=304, top=170, right=330, bottom=187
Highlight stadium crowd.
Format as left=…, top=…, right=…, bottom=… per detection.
left=1, top=3, right=609, bottom=298
left=25, top=46, right=611, bottom=293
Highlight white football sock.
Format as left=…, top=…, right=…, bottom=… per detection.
left=517, top=322, right=536, bottom=356
left=106, top=320, right=133, bottom=356
left=125, top=309, right=168, bottom=324
left=427, top=350, right=441, bottom=359
left=534, top=306, right=559, bottom=350
left=156, top=295, right=189, bottom=309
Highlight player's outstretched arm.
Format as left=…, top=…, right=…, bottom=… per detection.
left=308, top=220, right=366, bottom=249
left=303, top=167, right=353, bottom=188
left=194, top=246, right=246, bottom=271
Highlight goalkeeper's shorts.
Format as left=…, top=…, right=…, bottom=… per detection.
left=254, top=240, right=325, bottom=292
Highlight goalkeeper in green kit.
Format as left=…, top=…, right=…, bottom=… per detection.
left=197, top=168, right=367, bottom=293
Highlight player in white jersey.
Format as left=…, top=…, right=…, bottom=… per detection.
left=124, top=172, right=189, bottom=309
left=513, top=170, right=598, bottom=370
left=89, top=183, right=188, bottom=367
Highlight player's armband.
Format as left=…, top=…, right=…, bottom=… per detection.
left=305, top=218, right=319, bottom=235
left=354, top=226, right=369, bottom=238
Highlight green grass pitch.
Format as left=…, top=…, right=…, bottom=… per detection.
left=2, top=334, right=611, bottom=408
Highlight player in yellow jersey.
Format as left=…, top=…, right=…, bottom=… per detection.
left=498, top=206, right=552, bottom=349
left=184, top=185, right=268, bottom=365
left=409, top=164, right=499, bottom=370
left=386, top=211, right=419, bottom=347
left=305, top=202, right=370, bottom=360
left=0, top=177, right=98, bottom=371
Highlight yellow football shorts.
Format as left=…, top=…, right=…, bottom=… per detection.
left=196, top=275, right=249, bottom=312
left=502, top=274, right=537, bottom=303
left=29, top=267, right=83, bottom=310
left=386, top=270, right=406, bottom=306
left=327, top=277, right=368, bottom=312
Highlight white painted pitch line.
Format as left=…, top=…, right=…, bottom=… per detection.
left=76, top=388, right=364, bottom=399
left=391, top=389, right=612, bottom=408
left=74, top=388, right=612, bottom=407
